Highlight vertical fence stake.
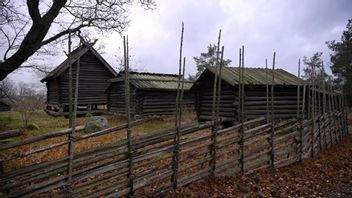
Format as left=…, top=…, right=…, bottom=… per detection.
left=240, top=45, right=245, bottom=174
left=123, top=36, right=134, bottom=197
left=270, top=52, right=276, bottom=169
left=66, top=31, right=74, bottom=197
left=213, top=46, right=225, bottom=175
left=328, top=82, right=333, bottom=146
left=343, top=94, right=349, bottom=136
left=317, top=80, right=322, bottom=151
left=266, top=59, right=269, bottom=123
left=338, top=94, right=343, bottom=139
left=297, top=59, right=303, bottom=163
left=310, top=65, right=315, bottom=157
left=237, top=47, right=244, bottom=174
left=333, top=92, right=338, bottom=143
left=300, top=85, right=306, bottom=161
left=336, top=94, right=340, bottom=138
left=171, top=22, right=184, bottom=189
left=322, top=75, right=327, bottom=149
left=210, top=29, right=222, bottom=178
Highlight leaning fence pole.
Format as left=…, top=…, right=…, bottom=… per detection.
left=171, top=22, right=184, bottom=189
left=124, top=36, right=134, bottom=197
left=66, top=31, right=74, bottom=197
left=322, top=66, right=327, bottom=149
left=179, top=58, right=186, bottom=129
left=266, top=59, right=269, bottom=123
left=238, top=47, right=244, bottom=174
left=212, top=46, right=224, bottom=175
left=240, top=45, right=245, bottom=174
left=331, top=89, right=338, bottom=143
left=338, top=93, right=343, bottom=140
left=210, top=29, right=222, bottom=178
left=328, top=81, right=333, bottom=146
left=297, top=59, right=303, bottom=163
left=238, top=48, right=242, bottom=122
left=310, top=64, right=316, bottom=157
left=342, top=93, right=348, bottom=136
left=317, top=77, right=322, bottom=151
left=270, top=52, right=276, bottom=169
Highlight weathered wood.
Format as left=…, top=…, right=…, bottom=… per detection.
left=0, top=126, right=84, bottom=151
left=0, top=129, right=22, bottom=140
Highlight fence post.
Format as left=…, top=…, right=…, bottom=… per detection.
left=209, top=30, right=222, bottom=178
left=322, top=80, right=327, bottom=150
left=343, top=95, right=349, bottom=136
left=338, top=94, right=343, bottom=139
left=317, top=82, right=322, bottom=151
left=311, top=65, right=316, bottom=157
left=301, top=85, right=306, bottom=161
left=297, top=59, right=303, bottom=163
left=238, top=47, right=244, bottom=174
left=171, top=22, right=184, bottom=189
left=328, top=83, right=333, bottom=146
left=123, top=36, right=134, bottom=197
left=270, top=52, right=276, bottom=169
left=66, top=31, right=74, bottom=197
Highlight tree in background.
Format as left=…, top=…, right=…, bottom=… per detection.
left=302, top=52, right=329, bottom=82
left=13, top=82, right=45, bottom=128
left=191, top=44, right=232, bottom=80
left=0, top=77, right=17, bottom=100
left=326, top=19, right=352, bottom=106
left=0, top=0, right=155, bottom=80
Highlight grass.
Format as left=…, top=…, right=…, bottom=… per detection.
left=0, top=110, right=191, bottom=171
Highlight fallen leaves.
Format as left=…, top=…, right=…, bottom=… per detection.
left=165, top=134, right=352, bottom=197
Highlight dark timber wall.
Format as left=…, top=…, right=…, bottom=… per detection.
left=0, top=102, right=10, bottom=112
left=59, top=51, right=115, bottom=105
left=107, top=82, right=195, bottom=117
left=194, top=70, right=304, bottom=122
left=43, top=50, right=116, bottom=112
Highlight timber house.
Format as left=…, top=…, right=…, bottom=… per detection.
left=192, top=66, right=307, bottom=122
left=41, top=42, right=117, bottom=116
left=106, top=72, right=195, bottom=117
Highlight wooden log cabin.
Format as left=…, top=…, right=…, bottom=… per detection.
left=0, top=98, right=12, bottom=112
left=41, top=42, right=117, bottom=116
left=192, top=66, right=307, bottom=122
left=106, top=72, right=195, bottom=117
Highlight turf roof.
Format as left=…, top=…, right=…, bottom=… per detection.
left=204, top=66, right=306, bottom=86
left=109, top=72, right=193, bottom=90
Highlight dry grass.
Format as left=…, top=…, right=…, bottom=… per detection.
left=0, top=110, right=193, bottom=171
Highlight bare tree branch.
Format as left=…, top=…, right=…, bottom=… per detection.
left=0, top=0, right=155, bottom=80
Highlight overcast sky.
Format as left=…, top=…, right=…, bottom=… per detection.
left=7, top=0, right=352, bottom=86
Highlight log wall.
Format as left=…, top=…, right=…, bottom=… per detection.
left=195, top=72, right=305, bottom=121
left=46, top=50, right=115, bottom=107
left=107, top=83, right=195, bottom=117
left=0, top=102, right=10, bottom=112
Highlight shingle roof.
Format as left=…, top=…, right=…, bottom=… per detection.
left=40, top=41, right=117, bottom=82
left=204, top=66, right=306, bottom=86
left=108, top=72, right=193, bottom=90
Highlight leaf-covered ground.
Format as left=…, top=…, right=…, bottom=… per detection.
left=165, top=133, right=352, bottom=197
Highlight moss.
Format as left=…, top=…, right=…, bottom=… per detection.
left=26, top=123, right=40, bottom=130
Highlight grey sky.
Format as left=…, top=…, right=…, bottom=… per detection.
left=6, top=0, right=352, bottom=85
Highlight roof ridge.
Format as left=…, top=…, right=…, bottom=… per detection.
left=119, top=71, right=180, bottom=77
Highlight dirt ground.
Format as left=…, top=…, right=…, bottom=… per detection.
left=164, top=132, right=352, bottom=197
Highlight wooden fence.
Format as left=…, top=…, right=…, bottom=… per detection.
left=0, top=109, right=348, bottom=197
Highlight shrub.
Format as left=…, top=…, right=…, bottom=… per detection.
left=26, top=123, right=40, bottom=130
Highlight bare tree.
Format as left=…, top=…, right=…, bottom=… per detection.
left=14, top=82, right=45, bottom=128
left=0, top=77, right=17, bottom=99
left=0, top=0, right=156, bottom=80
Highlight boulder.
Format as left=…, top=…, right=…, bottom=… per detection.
left=85, top=116, right=108, bottom=133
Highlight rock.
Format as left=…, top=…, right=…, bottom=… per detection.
left=85, top=116, right=108, bottom=133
